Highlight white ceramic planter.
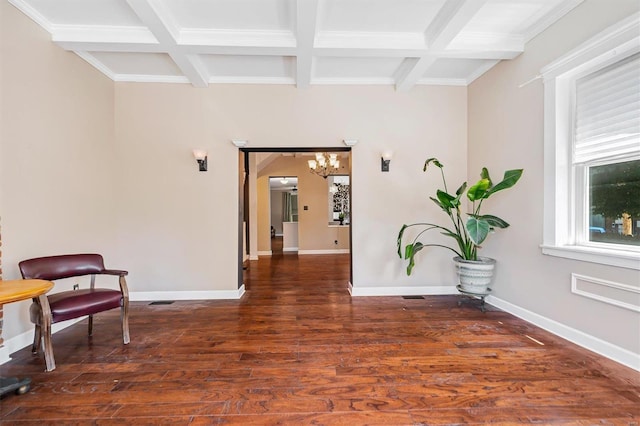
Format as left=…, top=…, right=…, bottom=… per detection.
left=453, top=256, right=496, bottom=294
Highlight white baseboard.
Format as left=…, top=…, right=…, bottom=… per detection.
left=298, top=249, right=350, bottom=255
left=486, top=295, right=640, bottom=372
left=130, top=284, right=246, bottom=301
left=283, top=247, right=298, bottom=252
left=249, top=255, right=259, bottom=260
left=258, top=251, right=272, bottom=256
left=0, top=318, right=84, bottom=365
left=349, top=284, right=458, bottom=297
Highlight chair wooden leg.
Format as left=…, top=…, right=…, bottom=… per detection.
left=36, top=294, right=55, bottom=372
left=31, top=324, right=41, bottom=354
left=88, top=315, right=93, bottom=336
left=121, top=302, right=130, bottom=345
left=120, top=276, right=130, bottom=345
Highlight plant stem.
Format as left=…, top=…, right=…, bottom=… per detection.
left=440, top=168, right=448, bottom=194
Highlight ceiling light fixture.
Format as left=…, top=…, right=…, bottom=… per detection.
left=280, top=177, right=289, bottom=184
left=308, top=153, right=340, bottom=179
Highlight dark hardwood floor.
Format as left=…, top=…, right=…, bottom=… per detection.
left=1, top=253, right=638, bottom=424
left=271, top=235, right=283, bottom=253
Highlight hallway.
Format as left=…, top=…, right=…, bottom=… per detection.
left=1, top=254, right=638, bottom=423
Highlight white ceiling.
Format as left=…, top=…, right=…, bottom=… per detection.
left=10, top=0, right=583, bottom=89
left=269, top=176, right=298, bottom=191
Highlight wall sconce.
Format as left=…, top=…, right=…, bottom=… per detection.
left=193, top=149, right=207, bottom=172
left=381, top=152, right=392, bottom=172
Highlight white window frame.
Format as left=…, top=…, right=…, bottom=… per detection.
left=540, top=12, right=640, bottom=270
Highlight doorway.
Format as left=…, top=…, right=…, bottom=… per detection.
left=269, top=176, right=298, bottom=255
left=238, top=147, right=353, bottom=291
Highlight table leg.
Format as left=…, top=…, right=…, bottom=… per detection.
left=0, top=303, right=32, bottom=397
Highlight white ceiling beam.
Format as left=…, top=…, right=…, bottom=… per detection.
left=181, top=45, right=297, bottom=56
left=522, top=0, right=584, bottom=43
left=12, top=0, right=578, bottom=89
left=396, top=0, right=487, bottom=91
left=166, top=52, right=208, bottom=87
left=395, top=56, right=438, bottom=92
left=170, top=54, right=209, bottom=87
left=125, top=0, right=178, bottom=44
left=53, top=37, right=524, bottom=59
left=424, top=0, right=488, bottom=50
left=125, top=0, right=209, bottom=87
left=295, top=0, right=319, bottom=89
left=315, top=47, right=426, bottom=58
left=315, top=31, right=425, bottom=50
left=314, top=47, right=521, bottom=60
left=55, top=41, right=166, bottom=53
left=465, top=59, right=500, bottom=84
left=52, top=25, right=157, bottom=45
left=433, top=49, right=522, bottom=61
left=449, top=33, right=524, bottom=52
left=180, top=29, right=296, bottom=48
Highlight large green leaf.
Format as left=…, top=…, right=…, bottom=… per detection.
left=405, top=242, right=425, bottom=275
left=423, top=157, right=443, bottom=171
left=454, top=182, right=467, bottom=206
left=467, top=214, right=510, bottom=229
left=397, top=224, right=408, bottom=257
left=440, top=230, right=464, bottom=253
left=480, top=167, right=492, bottom=183
left=466, top=217, right=490, bottom=245
left=436, top=190, right=456, bottom=209
left=430, top=196, right=450, bottom=213
left=467, top=178, right=491, bottom=201
left=485, top=169, right=523, bottom=197
left=480, top=214, right=510, bottom=229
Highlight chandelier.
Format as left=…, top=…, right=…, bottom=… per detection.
left=308, top=153, right=340, bottom=179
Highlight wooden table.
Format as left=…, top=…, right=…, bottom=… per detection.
left=0, top=279, right=53, bottom=305
left=0, top=279, right=54, bottom=396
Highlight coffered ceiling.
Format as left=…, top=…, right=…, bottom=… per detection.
left=9, top=0, right=583, bottom=89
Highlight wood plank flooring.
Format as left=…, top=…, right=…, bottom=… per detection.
left=1, top=253, right=638, bottom=424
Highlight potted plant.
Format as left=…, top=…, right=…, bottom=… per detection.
left=397, top=158, right=523, bottom=294
left=338, top=212, right=345, bottom=225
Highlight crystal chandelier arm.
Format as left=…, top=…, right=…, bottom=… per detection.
left=309, top=152, right=342, bottom=179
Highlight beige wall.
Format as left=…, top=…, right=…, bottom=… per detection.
left=468, top=0, right=640, bottom=354
left=0, top=2, right=116, bottom=342
left=114, top=84, right=241, bottom=292
left=113, top=83, right=467, bottom=294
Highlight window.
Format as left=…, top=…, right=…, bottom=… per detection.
left=576, top=53, right=640, bottom=248
left=328, top=175, right=350, bottom=225
left=541, top=13, right=640, bottom=270
left=588, top=159, right=640, bottom=246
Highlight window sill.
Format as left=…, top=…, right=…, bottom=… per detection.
left=541, top=244, right=640, bottom=270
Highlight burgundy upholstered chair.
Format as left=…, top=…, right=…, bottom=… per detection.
left=19, top=254, right=130, bottom=371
